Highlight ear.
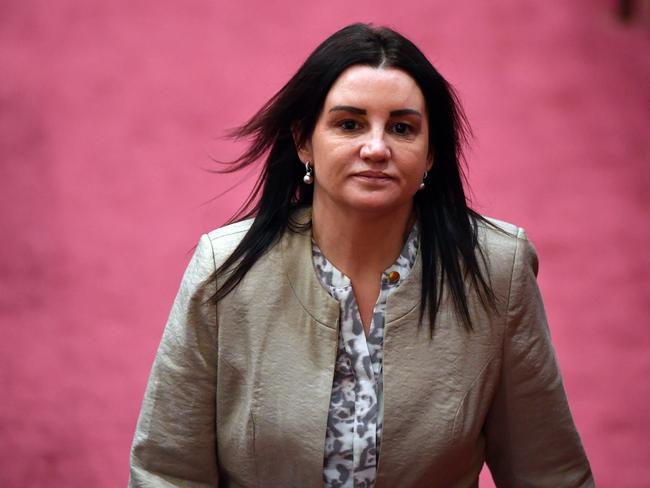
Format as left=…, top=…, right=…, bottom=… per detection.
left=297, top=142, right=314, bottom=165
left=426, top=151, right=434, bottom=172
left=292, top=126, right=313, bottom=164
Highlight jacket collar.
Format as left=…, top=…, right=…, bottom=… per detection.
left=281, top=206, right=340, bottom=329
left=281, top=205, right=422, bottom=329
left=385, top=245, right=422, bottom=326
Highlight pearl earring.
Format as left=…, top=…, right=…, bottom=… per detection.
left=419, top=171, right=428, bottom=190
left=303, top=161, right=314, bottom=184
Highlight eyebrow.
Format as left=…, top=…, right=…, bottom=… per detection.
left=328, top=105, right=422, bottom=118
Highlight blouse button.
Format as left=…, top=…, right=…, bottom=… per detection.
left=388, top=271, right=400, bottom=283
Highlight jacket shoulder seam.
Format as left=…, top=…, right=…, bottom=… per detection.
left=501, top=227, right=526, bottom=347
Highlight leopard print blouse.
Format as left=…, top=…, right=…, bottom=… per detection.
left=312, top=224, right=419, bottom=488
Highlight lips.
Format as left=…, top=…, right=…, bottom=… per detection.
left=353, top=170, right=392, bottom=180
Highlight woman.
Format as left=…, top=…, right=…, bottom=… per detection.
left=129, top=24, right=594, bottom=487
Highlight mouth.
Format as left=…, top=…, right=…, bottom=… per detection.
left=352, top=170, right=393, bottom=181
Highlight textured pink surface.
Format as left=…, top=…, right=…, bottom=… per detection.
left=1, top=1, right=649, bottom=486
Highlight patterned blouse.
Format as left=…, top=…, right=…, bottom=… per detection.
left=312, top=224, right=419, bottom=488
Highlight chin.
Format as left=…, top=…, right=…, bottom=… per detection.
left=342, top=195, right=414, bottom=215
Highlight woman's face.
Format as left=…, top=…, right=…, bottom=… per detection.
left=299, top=65, right=431, bottom=216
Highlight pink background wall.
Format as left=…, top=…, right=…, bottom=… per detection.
left=1, top=1, right=649, bottom=486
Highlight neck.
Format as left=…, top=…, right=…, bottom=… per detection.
left=311, top=198, right=415, bottom=277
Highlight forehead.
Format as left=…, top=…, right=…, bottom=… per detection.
left=323, top=65, right=426, bottom=111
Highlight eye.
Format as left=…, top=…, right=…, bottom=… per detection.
left=391, top=122, right=412, bottom=136
left=339, top=119, right=361, bottom=131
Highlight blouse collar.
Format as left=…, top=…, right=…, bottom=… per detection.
left=311, top=223, right=419, bottom=294
left=281, top=206, right=423, bottom=328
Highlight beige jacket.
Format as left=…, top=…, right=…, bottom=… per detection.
left=129, top=208, right=594, bottom=487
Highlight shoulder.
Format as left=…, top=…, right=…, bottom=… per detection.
left=207, top=218, right=254, bottom=244
left=474, top=215, right=539, bottom=284
left=178, top=218, right=255, bottom=283
left=477, top=215, right=536, bottom=255
left=202, top=218, right=255, bottom=265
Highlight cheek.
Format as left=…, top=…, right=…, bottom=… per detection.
left=402, top=145, right=429, bottom=169
left=313, top=140, right=351, bottom=170
left=310, top=132, right=334, bottom=162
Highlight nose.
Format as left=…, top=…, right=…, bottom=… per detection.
left=360, top=131, right=391, bottom=162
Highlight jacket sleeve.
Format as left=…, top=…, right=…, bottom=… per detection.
left=129, top=234, right=219, bottom=487
left=484, top=229, right=594, bottom=487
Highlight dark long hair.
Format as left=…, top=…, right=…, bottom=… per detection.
left=211, top=23, right=496, bottom=331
